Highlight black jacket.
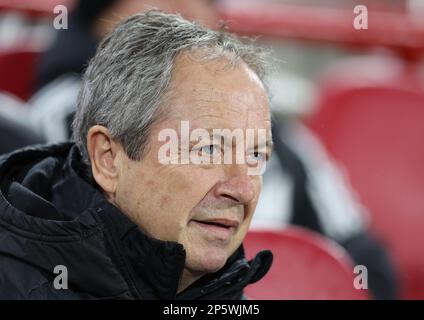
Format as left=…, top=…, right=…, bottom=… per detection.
left=0, top=143, right=272, bottom=299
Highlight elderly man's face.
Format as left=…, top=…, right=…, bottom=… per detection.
left=114, top=53, right=271, bottom=285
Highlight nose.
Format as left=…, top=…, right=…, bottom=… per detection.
left=214, top=173, right=256, bottom=205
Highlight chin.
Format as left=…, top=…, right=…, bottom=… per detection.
left=186, top=246, right=229, bottom=275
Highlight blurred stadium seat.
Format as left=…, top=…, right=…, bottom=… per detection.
left=0, top=0, right=75, bottom=17
left=244, top=227, right=369, bottom=299
left=0, top=49, right=40, bottom=100
left=307, top=57, right=424, bottom=299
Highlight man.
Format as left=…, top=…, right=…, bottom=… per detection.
left=0, top=11, right=273, bottom=299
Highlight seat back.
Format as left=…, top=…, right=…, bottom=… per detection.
left=307, top=67, right=424, bottom=299
left=0, top=50, right=40, bottom=100
left=0, top=0, right=75, bottom=17
left=244, top=227, right=368, bottom=299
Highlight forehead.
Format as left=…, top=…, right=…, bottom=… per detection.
left=163, top=52, right=270, bottom=129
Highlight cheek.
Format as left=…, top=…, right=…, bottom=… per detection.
left=155, top=166, right=215, bottom=220
left=117, top=163, right=219, bottom=241
left=116, top=174, right=180, bottom=240
left=151, top=166, right=222, bottom=240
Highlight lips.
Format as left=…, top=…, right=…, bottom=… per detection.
left=192, top=218, right=239, bottom=229
left=191, top=218, right=239, bottom=240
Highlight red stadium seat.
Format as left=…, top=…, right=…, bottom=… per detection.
left=0, top=0, right=75, bottom=17
left=0, top=50, right=40, bottom=100
left=244, top=227, right=369, bottom=299
left=307, top=59, right=424, bottom=299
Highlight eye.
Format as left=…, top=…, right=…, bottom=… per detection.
left=247, top=151, right=266, bottom=162
left=200, top=144, right=219, bottom=155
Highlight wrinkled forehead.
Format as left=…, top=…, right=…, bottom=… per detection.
left=190, top=87, right=269, bottom=117
left=162, top=52, right=270, bottom=130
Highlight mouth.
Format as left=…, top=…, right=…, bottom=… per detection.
left=190, top=218, right=239, bottom=240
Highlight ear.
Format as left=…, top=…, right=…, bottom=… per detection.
left=86, top=125, right=123, bottom=195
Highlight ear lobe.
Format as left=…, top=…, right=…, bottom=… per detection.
left=86, top=125, right=121, bottom=194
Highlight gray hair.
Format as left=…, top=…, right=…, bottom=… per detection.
left=72, top=9, right=269, bottom=167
